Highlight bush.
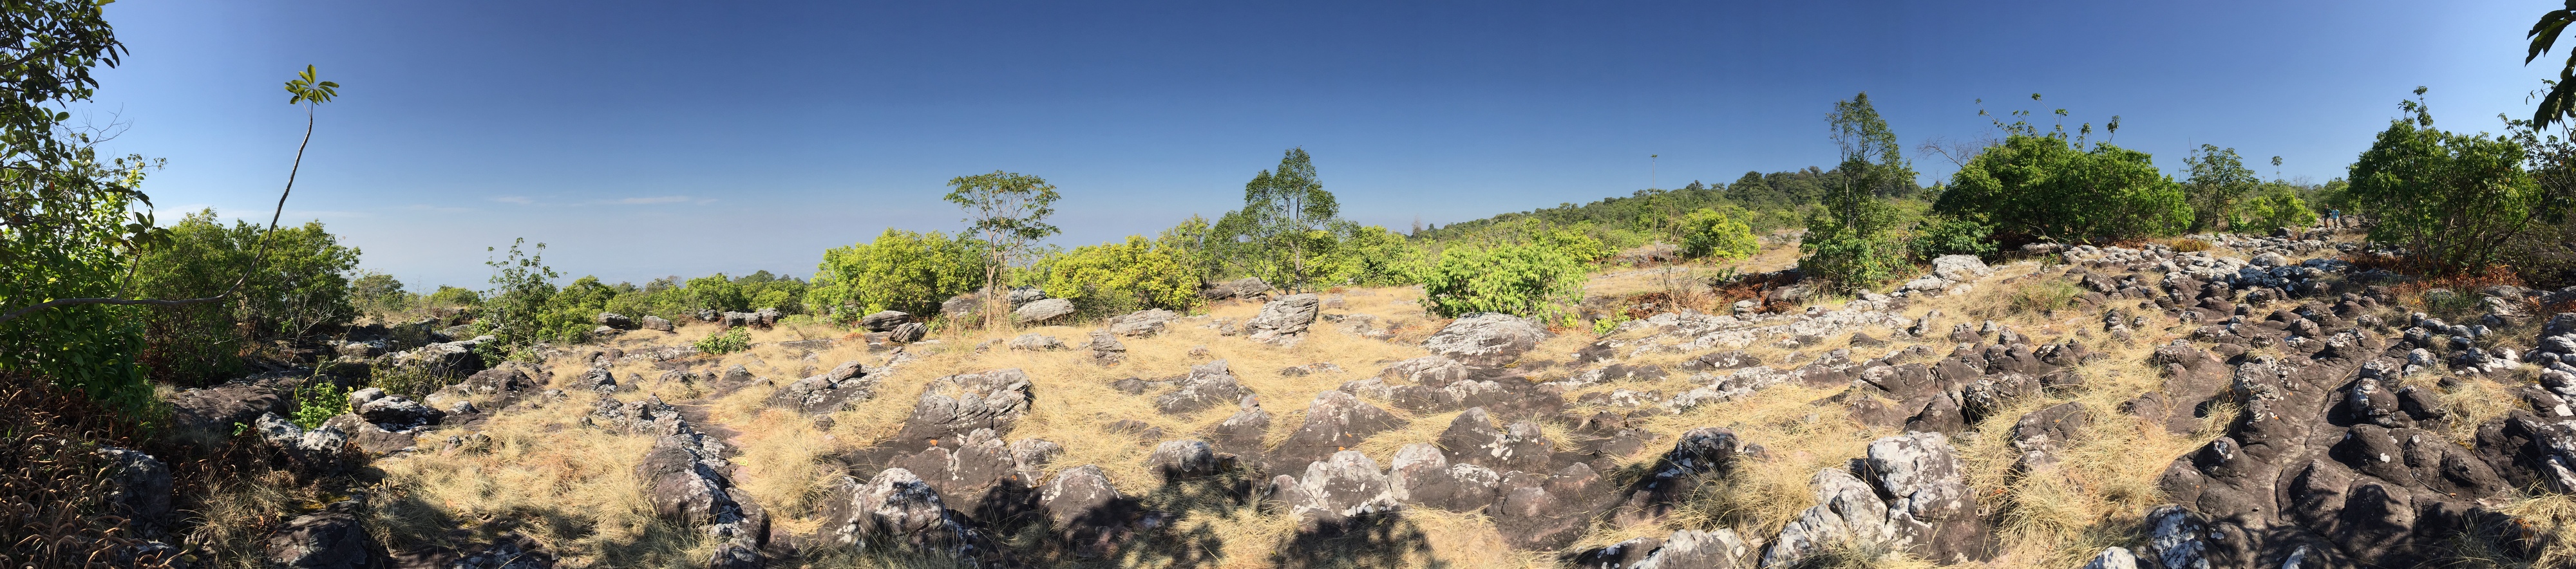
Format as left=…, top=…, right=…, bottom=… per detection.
left=1314, top=224, right=1426, bottom=286
left=130, top=209, right=361, bottom=386
left=2350, top=89, right=2546, bottom=275
left=806, top=229, right=984, bottom=319
left=2234, top=185, right=2318, bottom=234
left=1421, top=243, right=1587, bottom=319
left=475, top=239, right=569, bottom=353
left=1906, top=215, right=1996, bottom=262
left=694, top=327, right=750, bottom=355
left=1798, top=230, right=1911, bottom=294
left=1041, top=236, right=1198, bottom=315
left=424, top=285, right=481, bottom=308
left=1679, top=208, right=1760, bottom=260
left=290, top=380, right=346, bottom=429
left=2171, top=238, right=2213, bottom=253
left=1935, top=134, right=2192, bottom=243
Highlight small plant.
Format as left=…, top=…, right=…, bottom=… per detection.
left=2008, top=279, right=2085, bottom=315
left=2171, top=238, right=2213, bottom=252
left=290, top=380, right=347, bottom=429
left=695, top=327, right=752, bottom=355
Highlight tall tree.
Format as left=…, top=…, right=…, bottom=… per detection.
left=2183, top=144, right=2259, bottom=231
left=1800, top=92, right=1913, bottom=292
left=2351, top=88, right=2546, bottom=275
left=1214, top=148, right=1340, bottom=291
left=944, top=171, right=1060, bottom=330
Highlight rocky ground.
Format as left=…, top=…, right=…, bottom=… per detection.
left=110, top=229, right=2576, bottom=568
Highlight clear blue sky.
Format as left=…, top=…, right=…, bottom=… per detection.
left=85, top=1, right=2554, bottom=289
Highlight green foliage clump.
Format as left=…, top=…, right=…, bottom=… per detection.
left=1041, top=236, right=1198, bottom=314
left=424, top=285, right=480, bottom=308
left=1800, top=92, right=1919, bottom=293
left=1213, top=148, right=1342, bottom=292
left=694, top=327, right=750, bottom=355
left=1935, top=99, right=2190, bottom=243
left=290, top=380, right=346, bottom=429
left=350, top=270, right=408, bottom=317
left=129, top=209, right=361, bottom=385
left=1421, top=243, right=1586, bottom=319
left=1678, top=208, right=1759, bottom=260
left=1313, top=224, right=1428, bottom=286
left=1907, top=215, right=1997, bottom=262
left=475, top=239, right=581, bottom=351
left=2233, top=185, right=2318, bottom=234
left=1536, top=226, right=1615, bottom=265
left=806, top=229, right=983, bottom=319
left=2349, top=88, right=2548, bottom=275
left=2183, top=144, right=2260, bottom=232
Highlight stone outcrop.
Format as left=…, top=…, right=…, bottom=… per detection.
left=1245, top=293, right=1321, bottom=345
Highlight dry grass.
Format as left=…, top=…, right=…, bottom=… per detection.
left=380, top=389, right=717, bottom=568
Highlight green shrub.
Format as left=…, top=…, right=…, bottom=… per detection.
left=424, top=285, right=481, bottom=308
left=1935, top=134, right=2192, bottom=242
left=290, top=380, right=346, bottom=429
left=806, top=229, right=984, bottom=319
left=1679, top=208, right=1759, bottom=260
left=1538, top=226, right=1615, bottom=264
left=1907, top=215, right=1997, bottom=262
left=1041, top=236, right=1198, bottom=315
left=1421, top=243, right=1587, bottom=319
left=694, top=327, right=750, bottom=355
left=2350, top=89, right=2546, bottom=275
left=1799, top=230, right=1911, bottom=294
left=130, top=209, right=361, bottom=386
left=2234, top=185, right=2318, bottom=234
left=475, top=239, right=567, bottom=353
left=1314, top=225, right=1426, bottom=286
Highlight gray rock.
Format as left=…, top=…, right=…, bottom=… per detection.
left=641, top=315, right=675, bottom=331
left=1201, top=277, right=1271, bottom=300
left=768, top=360, right=875, bottom=415
left=1423, top=313, right=1548, bottom=367
left=1147, top=440, right=1224, bottom=480
left=1007, top=333, right=1068, bottom=351
left=1154, top=360, right=1253, bottom=415
left=858, top=310, right=910, bottom=331
left=96, top=446, right=173, bottom=535
left=596, top=312, right=636, bottom=330
left=1760, top=468, right=1897, bottom=568
left=1245, top=294, right=1322, bottom=345
left=2082, top=546, right=2141, bottom=569
left=1929, top=254, right=1993, bottom=282
left=1269, top=390, right=1401, bottom=477
left=1861, top=431, right=1989, bottom=563
left=890, top=369, right=1036, bottom=451
left=1107, top=308, right=1179, bottom=337
left=254, top=413, right=351, bottom=467
left=1009, top=286, right=1047, bottom=306
left=815, top=468, right=1003, bottom=564
left=1014, top=298, right=1076, bottom=324
left=1387, top=443, right=1500, bottom=514
left=357, top=394, right=444, bottom=431
left=1039, top=464, right=1134, bottom=557
left=891, top=322, right=927, bottom=343
left=1088, top=330, right=1127, bottom=364
left=1272, top=450, right=1399, bottom=524
left=264, top=499, right=383, bottom=569
left=1633, top=528, right=1750, bottom=569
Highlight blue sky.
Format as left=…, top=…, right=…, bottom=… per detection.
left=86, top=1, right=2555, bottom=289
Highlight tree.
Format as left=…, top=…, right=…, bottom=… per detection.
left=2350, top=88, right=2547, bottom=275
left=2183, top=145, right=2260, bottom=232
left=1801, top=92, right=1914, bottom=292
left=1935, top=99, right=2190, bottom=243
left=944, top=171, right=1059, bottom=330
left=1041, top=236, right=1197, bottom=314
left=2527, top=2, right=2576, bottom=127
left=478, top=239, right=564, bottom=352
left=1679, top=208, right=1758, bottom=260
left=1214, top=148, right=1340, bottom=292
left=805, top=229, right=983, bottom=317
left=130, top=210, right=359, bottom=385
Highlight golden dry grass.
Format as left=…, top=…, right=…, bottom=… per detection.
left=380, top=389, right=717, bottom=568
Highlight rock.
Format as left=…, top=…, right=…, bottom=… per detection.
left=1245, top=294, right=1322, bottom=345
left=1930, top=254, right=1992, bottom=281
left=813, top=468, right=1005, bottom=565
left=2082, top=546, right=2141, bottom=569
left=641, top=315, right=674, bottom=331
left=1862, top=431, right=1991, bottom=563
left=1154, top=360, right=1254, bottom=415
left=1387, top=443, right=1500, bottom=513
left=940, top=294, right=981, bottom=319
left=886, top=369, right=1035, bottom=454
left=1616, top=427, right=1743, bottom=525
left=254, top=413, right=351, bottom=469
left=1423, top=313, right=1548, bottom=367
left=95, top=446, right=173, bottom=535
left=1013, top=298, right=1076, bottom=324
left=1007, top=333, right=1068, bottom=351
left=1271, top=450, right=1399, bottom=525
left=1435, top=407, right=1552, bottom=474
left=168, top=380, right=287, bottom=433
left=1269, top=390, right=1402, bottom=477
left=394, top=339, right=489, bottom=377
left=636, top=432, right=761, bottom=535
left=1088, top=331, right=1127, bottom=364
left=1633, top=528, right=1750, bottom=569
left=2143, top=505, right=2212, bottom=569
left=1039, top=465, right=1140, bottom=558
left=768, top=360, right=875, bottom=415
left=265, top=499, right=384, bottom=569
left=1201, top=277, right=1271, bottom=300
left=1148, top=440, right=1226, bottom=480
left=891, top=321, right=927, bottom=343
left=1760, top=469, right=1897, bottom=568
left=1107, top=309, right=1179, bottom=337
left=857, top=310, right=910, bottom=331
left=356, top=394, right=443, bottom=431
left=1208, top=395, right=1272, bottom=467
left=596, top=312, right=636, bottom=330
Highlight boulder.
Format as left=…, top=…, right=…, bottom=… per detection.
left=1148, top=440, right=1226, bottom=480
left=1423, top=313, right=1548, bottom=367
left=1760, top=468, right=1898, bottom=568
left=1014, top=298, right=1076, bottom=324
left=891, top=322, right=928, bottom=343
left=1201, top=277, right=1271, bottom=301
left=887, top=369, right=1035, bottom=454
left=264, top=499, right=384, bottom=569
left=940, top=294, right=981, bottom=319
left=356, top=394, right=443, bottom=431
left=1106, top=309, right=1179, bottom=337
left=596, top=312, right=636, bottom=330
left=1633, top=528, right=1752, bottom=569
left=1435, top=407, right=1552, bottom=474
left=1929, top=254, right=1993, bottom=282
left=1269, top=450, right=1399, bottom=525
left=1007, top=333, right=1068, bottom=351
left=1088, top=331, right=1127, bottom=364
left=768, top=360, right=875, bottom=415
left=254, top=413, right=351, bottom=469
left=641, top=315, right=675, bottom=331
left=858, top=310, right=910, bottom=332
left=1862, top=431, right=1991, bottom=563
left=1008, top=286, right=1047, bottom=306
left=1154, top=360, right=1254, bottom=415
left=96, top=446, right=173, bottom=536
left=1387, top=443, right=1500, bottom=513
left=813, top=468, right=1005, bottom=565
left=1269, top=390, right=1402, bottom=477
left=1039, top=465, right=1141, bottom=558
left=168, top=380, right=287, bottom=433
left=1245, top=294, right=1322, bottom=345
left=1615, top=427, right=1743, bottom=525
